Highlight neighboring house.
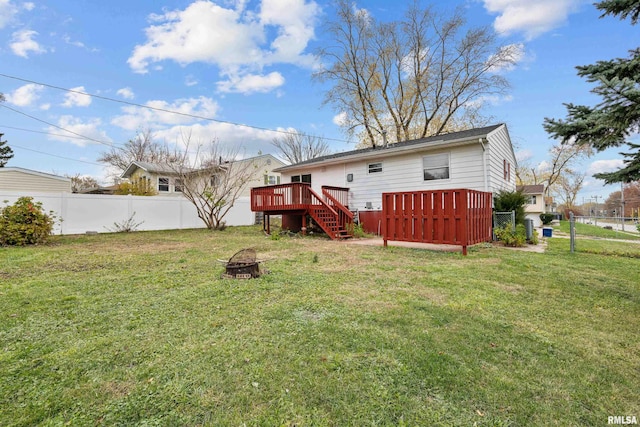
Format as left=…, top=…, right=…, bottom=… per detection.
left=121, top=154, right=285, bottom=197
left=518, top=184, right=546, bottom=227
left=0, top=167, right=72, bottom=193
left=273, top=123, right=517, bottom=211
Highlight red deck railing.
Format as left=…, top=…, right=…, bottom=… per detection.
left=382, top=189, right=493, bottom=255
left=251, top=183, right=353, bottom=239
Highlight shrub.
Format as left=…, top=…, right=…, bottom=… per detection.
left=0, top=197, right=56, bottom=246
left=494, top=190, right=527, bottom=225
left=540, top=213, right=555, bottom=225
left=494, top=224, right=527, bottom=247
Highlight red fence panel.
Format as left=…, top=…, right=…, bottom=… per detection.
left=382, top=189, right=493, bottom=255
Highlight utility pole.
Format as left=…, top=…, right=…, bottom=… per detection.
left=621, top=182, right=625, bottom=232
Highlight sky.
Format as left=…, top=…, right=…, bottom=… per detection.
left=0, top=0, right=637, bottom=203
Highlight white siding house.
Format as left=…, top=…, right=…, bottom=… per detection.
left=518, top=184, right=547, bottom=227
left=274, top=124, right=517, bottom=211
left=121, top=154, right=285, bottom=197
left=0, top=167, right=72, bottom=193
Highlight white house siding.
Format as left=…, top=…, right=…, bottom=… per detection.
left=283, top=144, right=488, bottom=211
left=486, top=125, right=517, bottom=194
left=0, top=168, right=72, bottom=193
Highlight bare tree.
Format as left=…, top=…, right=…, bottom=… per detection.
left=517, top=142, right=592, bottom=199
left=315, top=0, right=517, bottom=146
left=65, top=174, right=99, bottom=193
left=98, top=129, right=180, bottom=178
left=555, top=171, right=586, bottom=209
left=271, top=130, right=331, bottom=164
left=542, top=142, right=592, bottom=199
left=172, top=139, right=258, bottom=230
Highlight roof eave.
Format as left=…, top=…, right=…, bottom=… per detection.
left=275, top=136, right=482, bottom=173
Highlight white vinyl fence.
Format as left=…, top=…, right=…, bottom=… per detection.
left=0, top=191, right=254, bottom=235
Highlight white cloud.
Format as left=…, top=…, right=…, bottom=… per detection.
left=46, top=116, right=112, bottom=147
left=23, top=2, right=34, bottom=11
left=5, top=83, right=44, bottom=106
left=62, top=86, right=92, bottom=107
left=488, top=43, right=526, bottom=73
left=483, top=0, right=581, bottom=39
left=153, top=122, right=281, bottom=156
left=587, top=159, right=625, bottom=176
left=185, top=75, right=199, bottom=86
left=332, top=111, right=349, bottom=127
left=0, top=0, right=18, bottom=28
left=515, top=149, right=533, bottom=163
left=127, top=0, right=320, bottom=93
left=111, top=96, right=220, bottom=131
left=10, top=29, right=46, bottom=57
left=116, top=87, right=135, bottom=100
left=217, top=71, right=285, bottom=94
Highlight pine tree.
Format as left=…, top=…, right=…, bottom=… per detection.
left=0, top=133, right=14, bottom=167
left=543, top=0, right=640, bottom=184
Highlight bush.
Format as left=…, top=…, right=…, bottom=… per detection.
left=494, top=190, right=527, bottom=225
left=540, top=213, right=555, bottom=225
left=0, top=197, right=56, bottom=246
left=494, top=224, right=527, bottom=247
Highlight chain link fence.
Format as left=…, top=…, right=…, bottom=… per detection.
left=493, top=211, right=515, bottom=233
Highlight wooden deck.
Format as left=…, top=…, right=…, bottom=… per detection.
left=251, top=183, right=354, bottom=240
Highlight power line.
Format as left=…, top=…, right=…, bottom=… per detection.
left=9, top=143, right=104, bottom=166
left=0, top=124, right=104, bottom=142
left=0, top=104, right=117, bottom=148
left=0, top=72, right=351, bottom=144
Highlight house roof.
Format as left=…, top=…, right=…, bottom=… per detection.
left=121, top=161, right=187, bottom=178
left=121, top=154, right=286, bottom=179
left=275, top=124, right=505, bottom=172
left=0, top=166, right=71, bottom=182
left=517, top=184, right=545, bottom=195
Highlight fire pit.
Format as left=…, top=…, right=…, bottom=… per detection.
left=221, top=248, right=261, bottom=279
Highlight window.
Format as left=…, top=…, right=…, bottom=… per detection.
left=423, top=153, right=450, bottom=181
left=368, top=162, right=383, bottom=174
left=174, top=178, right=183, bottom=193
left=264, top=175, right=280, bottom=185
left=504, top=159, right=511, bottom=181
left=210, top=175, right=220, bottom=188
left=291, top=174, right=311, bottom=184
left=158, top=177, right=169, bottom=192
left=527, top=195, right=537, bottom=205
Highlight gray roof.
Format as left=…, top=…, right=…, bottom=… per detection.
left=517, top=184, right=545, bottom=194
left=275, top=124, right=504, bottom=171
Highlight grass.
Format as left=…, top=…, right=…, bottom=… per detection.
left=554, top=220, right=640, bottom=240
left=1, top=227, right=639, bottom=426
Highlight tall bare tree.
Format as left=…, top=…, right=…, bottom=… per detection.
left=271, top=130, right=331, bottom=164
left=315, top=0, right=517, bottom=146
left=172, top=139, right=258, bottom=230
left=556, top=171, right=586, bottom=209
left=98, top=129, right=180, bottom=178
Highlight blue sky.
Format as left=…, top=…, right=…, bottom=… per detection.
left=0, top=0, right=636, bottom=201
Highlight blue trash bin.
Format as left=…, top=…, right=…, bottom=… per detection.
left=542, top=227, right=553, bottom=237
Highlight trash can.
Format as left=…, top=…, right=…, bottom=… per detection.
left=525, top=219, right=534, bottom=241
left=542, top=227, right=553, bottom=238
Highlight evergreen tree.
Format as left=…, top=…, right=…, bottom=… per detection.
left=0, top=133, right=14, bottom=167
left=543, top=0, right=640, bottom=184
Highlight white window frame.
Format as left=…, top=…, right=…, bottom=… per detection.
left=423, top=153, right=450, bottom=181
left=174, top=178, right=183, bottom=193
left=368, top=162, right=383, bottom=174
left=158, top=177, right=170, bottom=192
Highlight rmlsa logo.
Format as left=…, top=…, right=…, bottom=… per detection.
left=608, top=416, right=638, bottom=425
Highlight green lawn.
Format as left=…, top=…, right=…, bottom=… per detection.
left=1, top=227, right=639, bottom=426
left=554, top=220, right=640, bottom=240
